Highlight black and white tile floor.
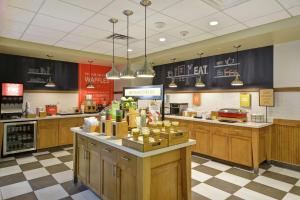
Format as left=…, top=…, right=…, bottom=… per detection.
left=0, top=148, right=300, bottom=200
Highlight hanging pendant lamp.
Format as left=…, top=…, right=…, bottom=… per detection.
left=231, top=45, right=244, bottom=87
left=195, top=52, right=205, bottom=88
left=86, top=60, right=95, bottom=89
left=120, top=10, right=136, bottom=79
left=106, top=18, right=120, bottom=80
left=169, top=58, right=178, bottom=88
left=45, top=54, right=56, bottom=88
left=136, top=0, right=155, bottom=78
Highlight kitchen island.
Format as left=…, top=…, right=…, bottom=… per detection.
left=165, top=115, right=272, bottom=173
left=71, top=127, right=196, bottom=200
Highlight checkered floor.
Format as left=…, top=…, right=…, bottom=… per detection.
left=0, top=149, right=300, bottom=200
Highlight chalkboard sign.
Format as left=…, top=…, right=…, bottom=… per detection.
left=153, top=46, right=273, bottom=90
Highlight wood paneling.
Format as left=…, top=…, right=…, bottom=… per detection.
left=274, top=87, right=300, bottom=92
left=0, top=123, right=3, bottom=156
left=58, top=118, right=83, bottom=145
left=37, top=119, right=59, bottom=149
left=272, top=119, right=300, bottom=166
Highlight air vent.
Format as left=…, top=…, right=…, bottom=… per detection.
left=202, top=0, right=249, bottom=10
left=107, top=33, right=134, bottom=40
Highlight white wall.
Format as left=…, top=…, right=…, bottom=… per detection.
left=23, top=92, right=78, bottom=113
left=274, top=40, right=300, bottom=88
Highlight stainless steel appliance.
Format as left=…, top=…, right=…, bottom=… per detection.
left=0, top=83, right=24, bottom=119
left=3, top=121, right=37, bottom=155
left=170, top=103, right=188, bottom=116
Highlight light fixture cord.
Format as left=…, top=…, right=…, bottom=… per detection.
left=90, top=61, right=92, bottom=82
left=144, top=4, right=147, bottom=61
left=113, top=22, right=115, bottom=67
left=127, top=14, right=129, bottom=73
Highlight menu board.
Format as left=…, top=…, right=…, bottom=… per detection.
left=259, top=89, right=274, bottom=107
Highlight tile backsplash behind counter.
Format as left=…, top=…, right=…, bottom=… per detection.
left=166, top=92, right=300, bottom=121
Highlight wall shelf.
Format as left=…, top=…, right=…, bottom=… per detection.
left=213, top=63, right=240, bottom=68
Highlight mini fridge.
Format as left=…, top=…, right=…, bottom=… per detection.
left=3, top=121, right=37, bottom=156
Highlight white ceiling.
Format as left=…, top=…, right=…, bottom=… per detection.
left=0, top=0, right=299, bottom=59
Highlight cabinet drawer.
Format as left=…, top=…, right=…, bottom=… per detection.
left=87, top=140, right=101, bottom=152
left=210, top=126, right=229, bottom=136
left=101, top=144, right=117, bottom=161
left=193, top=122, right=210, bottom=131
left=229, top=127, right=252, bottom=138
left=118, top=151, right=137, bottom=171
left=60, top=117, right=81, bottom=125
left=38, top=119, right=59, bottom=128
left=77, top=135, right=87, bottom=146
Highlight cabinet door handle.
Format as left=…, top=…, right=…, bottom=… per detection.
left=104, top=147, right=112, bottom=153
left=83, top=150, right=86, bottom=160
left=121, top=156, right=130, bottom=161
left=89, top=142, right=96, bottom=146
left=112, top=165, right=116, bottom=177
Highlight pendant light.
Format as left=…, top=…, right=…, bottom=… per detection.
left=195, top=52, right=206, bottom=88
left=120, top=10, right=136, bottom=79
left=106, top=18, right=120, bottom=80
left=45, top=54, right=56, bottom=88
left=86, top=60, right=95, bottom=89
left=136, top=0, right=155, bottom=78
left=231, top=45, right=244, bottom=87
left=169, top=58, right=178, bottom=88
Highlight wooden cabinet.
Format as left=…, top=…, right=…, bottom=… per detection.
left=210, top=126, right=229, bottom=160
left=192, top=123, right=210, bottom=155
left=117, top=151, right=137, bottom=200
left=86, top=140, right=101, bottom=195
left=229, top=136, right=252, bottom=166
left=100, top=145, right=118, bottom=200
left=77, top=135, right=88, bottom=183
left=0, top=123, right=3, bottom=156
left=37, top=119, right=59, bottom=149
left=59, top=118, right=83, bottom=145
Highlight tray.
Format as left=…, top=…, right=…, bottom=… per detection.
left=160, top=130, right=189, bottom=146
left=122, top=136, right=168, bottom=152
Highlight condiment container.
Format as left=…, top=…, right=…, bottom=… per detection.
left=132, top=128, right=140, bottom=141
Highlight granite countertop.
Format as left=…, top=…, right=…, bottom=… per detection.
left=0, top=113, right=99, bottom=123
left=165, top=115, right=272, bottom=129
left=71, top=127, right=196, bottom=158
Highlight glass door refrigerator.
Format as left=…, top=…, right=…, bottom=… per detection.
left=3, top=121, right=37, bottom=155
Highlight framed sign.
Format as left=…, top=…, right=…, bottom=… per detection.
left=259, top=89, right=274, bottom=107
left=123, top=85, right=164, bottom=100
left=193, top=93, right=201, bottom=106
left=240, top=93, right=251, bottom=108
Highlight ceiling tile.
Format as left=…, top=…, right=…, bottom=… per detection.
left=0, top=19, right=28, bottom=34
left=55, top=40, right=87, bottom=50
left=162, top=0, right=217, bottom=22
left=278, top=0, right=300, bottom=9
left=39, top=0, right=95, bottom=23
left=85, top=13, right=127, bottom=31
left=130, top=0, right=183, bottom=12
left=244, top=10, right=290, bottom=27
left=0, top=30, right=22, bottom=39
left=31, top=14, right=79, bottom=32
left=223, top=0, right=283, bottom=22
left=100, top=0, right=155, bottom=23
left=3, top=6, right=35, bottom=23
left=130, top=39, right=159, bottom=50
left=62, top=34, right=98, bottom=46
left=164, top=24, right=204, bottom=39
left=71, top=25, right=111, bottom=39
left=146, top=33, right=179, bottom=46
left=165, top=40, right=189, bottom=49
left=83, top=40, right=113, bottom=54
left=117, top=24, right=158, bottom=40
left=184, top=32, right=215, bottom=42
left=25, top=25, right=67, bottom=40
left=190, top=12, right=239, bottom=32
left=211, top=23, right=246, bottom=36
left=136, top=12, right=184, bottom=32
left=289, top=5, right=300, bottom=16
left=7, top=0, right=44, bottom=12
left=22, top=33, right=59, bottom=45
left=60, top=0, right=113, bottom=12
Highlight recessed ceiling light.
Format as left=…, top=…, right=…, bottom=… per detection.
left=159, top=37, right=166, bottom=42
left=128, top=48, right=133, bottom=52
left=154, top=22, right=166, bottom=29
left=209, top=21, right=219, bottom=26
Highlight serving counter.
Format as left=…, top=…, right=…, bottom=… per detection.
left=71, top=127, right=196, bottom=200
left=165, top=115, right=272, bottom=172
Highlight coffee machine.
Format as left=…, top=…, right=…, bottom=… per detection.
left=0, top=83, right=24, bottom=119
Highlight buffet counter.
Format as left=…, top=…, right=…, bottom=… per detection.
left=0, top=113, right=99, bottom=123
left=71, top=127, right=195, bottom=200
left=165, top=115, right=271, bottom=128
left=165, top=115, right=272, bottom=173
